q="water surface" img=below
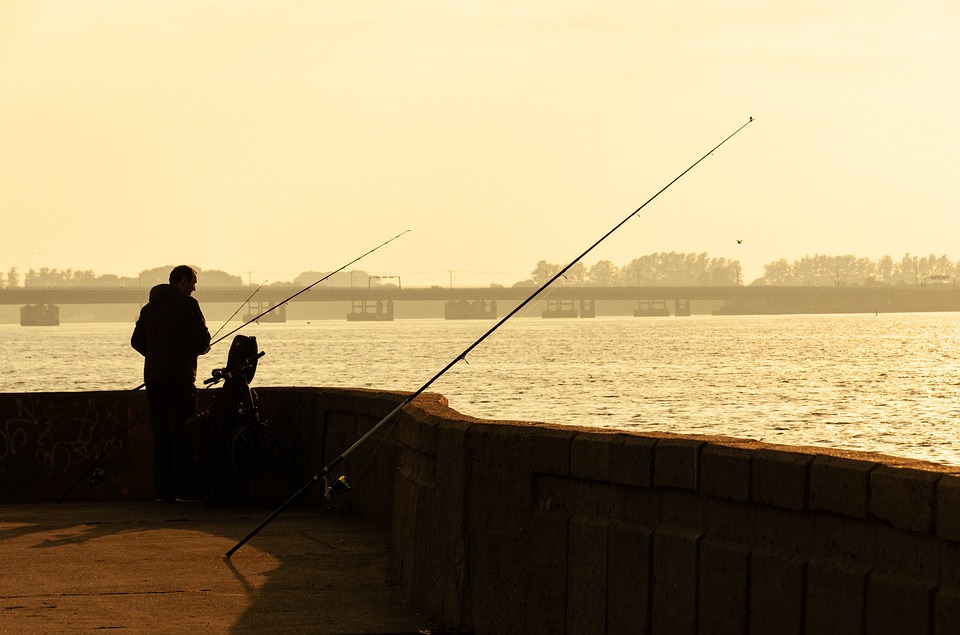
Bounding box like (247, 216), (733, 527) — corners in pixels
(3, 313), (959, 464)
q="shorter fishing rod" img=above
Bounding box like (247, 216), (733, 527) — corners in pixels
(128, 230), (410, 392)
(62, 231), (411, 503)
(126, 282), (263, 394)
(211, 229), (411, 347)
(225, 117), (755, 558)
(210, 281), (266, 342)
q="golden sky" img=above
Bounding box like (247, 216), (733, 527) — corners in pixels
(2, 1), (958, 285)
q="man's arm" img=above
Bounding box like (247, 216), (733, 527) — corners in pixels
(187, 297), (212, 355)
(131, 310), (149, 356)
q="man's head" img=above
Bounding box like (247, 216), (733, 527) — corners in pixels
(169, 265), (198, 296)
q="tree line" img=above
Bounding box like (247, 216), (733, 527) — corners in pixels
(523, 253), (959, 287)
(521, 253), (741, 287)
(0, 266), (244, 289)
(2, 253), (958, 289)
(0, 266), (386, 289)
(756, 254), (957, 287)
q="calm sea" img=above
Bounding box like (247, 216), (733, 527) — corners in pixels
(3, 313), (960, 465)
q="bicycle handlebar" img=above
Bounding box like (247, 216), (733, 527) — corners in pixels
(204, 351), (265, 385)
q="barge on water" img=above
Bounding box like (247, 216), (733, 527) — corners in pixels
(20, 303), (60, 326)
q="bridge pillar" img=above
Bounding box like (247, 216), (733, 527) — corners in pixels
(542, 299), (578, 318)
(20, 304), (59, 326)
(243, 300), (286, 323)
(675, 298), (691, 317)
(579, 299), (596, 318)
(347, 300), (394, 321)
(445, 300), (497, 320)
(633, 299), (670, 317)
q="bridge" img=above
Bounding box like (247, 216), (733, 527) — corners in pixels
(4, 284), (960, 322)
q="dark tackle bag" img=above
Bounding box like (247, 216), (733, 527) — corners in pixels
(224, 334), (259, 383)
(198, 335), (259, 505)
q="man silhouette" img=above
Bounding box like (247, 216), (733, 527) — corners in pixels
(132, 265), (211, 502)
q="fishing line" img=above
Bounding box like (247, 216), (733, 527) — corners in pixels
(211, 229), (411, 347)
(403, 231), (529, 285)
(225, 117), (755, 558)
(407, 230), (488, 274)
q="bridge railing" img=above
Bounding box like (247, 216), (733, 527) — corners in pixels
(1, 284), (958, 308)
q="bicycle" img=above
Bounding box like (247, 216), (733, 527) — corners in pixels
(199, 335), (295, 508)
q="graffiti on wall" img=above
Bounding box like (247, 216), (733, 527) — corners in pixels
(0, 394), (138, 477)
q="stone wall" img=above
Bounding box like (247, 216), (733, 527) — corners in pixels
(0, 387), (406, 509)
(3, 388), (960, 633)
(391, 406), (960, 634)
(0, 390), (154, 502)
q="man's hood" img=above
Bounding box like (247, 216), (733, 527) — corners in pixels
(148, 283), (181, 305)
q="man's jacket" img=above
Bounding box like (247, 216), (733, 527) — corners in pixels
(131, 284), (211, 383)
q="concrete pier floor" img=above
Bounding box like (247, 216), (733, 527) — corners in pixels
(0, 502), (439, 634)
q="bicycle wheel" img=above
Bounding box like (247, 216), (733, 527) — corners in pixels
(229, 422), (295, 508)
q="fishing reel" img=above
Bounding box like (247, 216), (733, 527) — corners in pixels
(88, 467), (106, 487)
(322, 475), (351, 507)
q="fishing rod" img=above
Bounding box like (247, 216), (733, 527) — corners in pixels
(211, 229), (411, 347)
(59, 231), (410, 504)
(127, 229), (411, 393)
(225, 117), (755, 558)
(210, 281), (266, 342)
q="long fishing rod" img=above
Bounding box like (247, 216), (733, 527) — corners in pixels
(225, 117), (755, 558)
(211, 229), (411, 347)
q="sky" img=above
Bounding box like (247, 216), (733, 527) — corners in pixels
(1, 1), (958, 287)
